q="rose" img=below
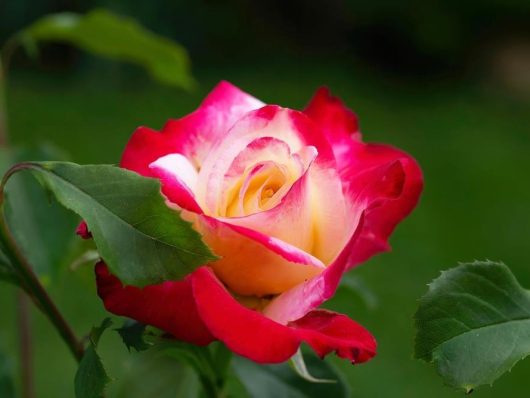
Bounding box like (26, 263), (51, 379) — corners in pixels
(88, 82), (423, 364)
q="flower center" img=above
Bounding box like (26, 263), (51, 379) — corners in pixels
(223, 161), (291, 217)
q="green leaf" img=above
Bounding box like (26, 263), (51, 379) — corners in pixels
(1, 146), (79, 285)
(75, 345), (110, 398)
(233, 352), (349, 398)
(0, 349), (15, 398)
(75, 319), (113, 398)
(21, 9), (194, 90)
(414, 261), (530, 392)
(90, 318), (113, 346)
(210, 342), (233, 382)
(116, 320), (150, 352)
(3, 162), (217, 287)
(116, 349), (200, 398)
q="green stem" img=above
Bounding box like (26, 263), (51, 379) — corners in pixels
(0, 165), (84, 363)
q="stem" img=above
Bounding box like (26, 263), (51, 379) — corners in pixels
(17, 292), (35, 398)
(0, 167), (84, 362)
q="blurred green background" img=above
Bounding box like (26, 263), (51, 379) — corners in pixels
(1, 0), (530, 397)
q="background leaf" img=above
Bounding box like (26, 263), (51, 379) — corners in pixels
(115, 349), (200, 398)
(0, 348), (15, 398)
(1, 146), (79, 285)
(414, 261), (530, 392)
(116, 320), (150, 352)
(233, 352), (349, 398)
(20, 9), (194, 90)
(5, 161), (216, 287)
(74, 319), (112, 398)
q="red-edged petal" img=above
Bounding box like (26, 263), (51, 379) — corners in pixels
(291, 309), (376, 363)
(95, 262), (214, 345)
(304, 87), (361, 171)
(191, 267), (375, 364)
(196, 215), (324, 297)
(121, 82), (263, 176)
(342, 143), (423, 267)
(264, 160), (408, 324)
(149, 154), (203, 214)
(120, 126), (175, 177)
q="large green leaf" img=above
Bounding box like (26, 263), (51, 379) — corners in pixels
(3, 162), (216, 287)
(20, 9), (194, 90)
(75, 319), (112, 398)
(414, 261), (530, 392)
(233, 353), (349, 398)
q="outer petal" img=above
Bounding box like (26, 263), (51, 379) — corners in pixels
(304, 87), (361, 172)
(342, 143), (423, 267)
(264, 161), (407, 324)
(95, 262), (214, 345)
(290, 309), (376, 363)
(121, 81), (264, 176)
(191, 267), (376, 364)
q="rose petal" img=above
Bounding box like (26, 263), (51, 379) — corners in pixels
(191, 266), (375, 364)
(95, 262), (214, 345)
(219, 149), (316, 256)
(121, 81), (264, 176)
(264, 160), (408, 324)
(76, 221), (92, 239)
(290, 309), (376, 363)
(197, 105), (336, 216)
(196, 215), (324, 297)
(341, 143), (423, 267)
(149, 154), (203, 213)
(304, 87), (361, 172)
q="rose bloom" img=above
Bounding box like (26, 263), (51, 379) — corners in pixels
(88, 82), (422, 364)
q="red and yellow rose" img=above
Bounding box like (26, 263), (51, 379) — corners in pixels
(85, 82), (422, 364)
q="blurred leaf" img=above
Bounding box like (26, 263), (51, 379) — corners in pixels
(154, 339), (228, 396)
(20, 9), (194, 90)
(75, 318), (112, 398)
(116, 320), (150, 352)
(116, 348), (200, 398)
(0, 349), (15, 398)
(3, 162), (217, 287)
(0, 242), (19, 288)
(339, 274), (378, 310)
(1, 146), (79, 284)
(414, 261), (530, 392)
(290, 349), (335, 384)
(233, 352), (349, 398)
(210, 342), (233, 382)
